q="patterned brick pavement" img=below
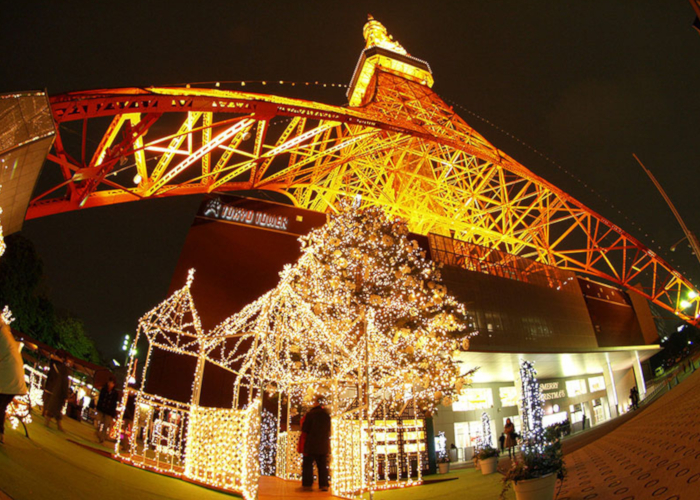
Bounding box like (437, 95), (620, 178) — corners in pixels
(558, 369), (700, 500)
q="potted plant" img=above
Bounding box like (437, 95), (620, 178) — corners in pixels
(501, 439), (566, 500)
(477, 445), (500, 475)
(437, 455), (450, 474)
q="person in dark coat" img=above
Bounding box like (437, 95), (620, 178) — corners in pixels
(504, 418), (516, 458)
(95, 377), (120, 443)
(630, 386), (640, 410)
(43, 352), (71, 431)
(499, 432), (506, 454)
(301, 395), (331, 491)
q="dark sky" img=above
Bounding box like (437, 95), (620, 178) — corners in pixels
(2, 2), (700, 361)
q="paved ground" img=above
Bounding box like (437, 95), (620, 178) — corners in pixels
(2, 364), (699, 499)
(0, 414), (508, 499)
(558, 368), (700, 500)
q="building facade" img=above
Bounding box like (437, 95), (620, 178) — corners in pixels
(161, 194), (660, 458)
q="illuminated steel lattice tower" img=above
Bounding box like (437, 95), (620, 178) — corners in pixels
(28, 17), (700, 323)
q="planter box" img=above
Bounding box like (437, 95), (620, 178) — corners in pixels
(480, 457), (498, 475)
(513, 473), (557, 500)
(438, 462), (450, 474)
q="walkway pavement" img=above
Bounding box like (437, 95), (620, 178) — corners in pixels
(2, 368), (700, 499)
(558, 369), (700, 500)
(0, 413), (507, 499)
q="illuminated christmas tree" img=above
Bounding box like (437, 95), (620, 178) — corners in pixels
(519, 360), (545, 454)
(481, 412), (493, 448)
(279, 201), (477, 413)
(213, 201), (477, 414)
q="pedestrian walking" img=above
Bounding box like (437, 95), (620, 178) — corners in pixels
(504, 418), (516, 459)
(630, 386), (639, 410)
(0, 315), (28, 444)
(95, 377), (120, 443)
(44, 352), (71, 431)
(499, 432), (506, 454)
(300, 395), (331, 492)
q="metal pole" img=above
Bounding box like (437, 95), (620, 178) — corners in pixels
(634, 154), (700, 267)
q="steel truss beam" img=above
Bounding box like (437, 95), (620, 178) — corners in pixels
(28, 77), (700, 325)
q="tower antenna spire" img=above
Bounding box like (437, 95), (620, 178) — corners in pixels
(634, 153), (700, 269)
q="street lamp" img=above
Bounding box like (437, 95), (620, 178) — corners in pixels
(122, 334), (137, 366)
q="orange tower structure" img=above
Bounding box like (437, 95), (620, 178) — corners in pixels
(26, 17), (700, 324)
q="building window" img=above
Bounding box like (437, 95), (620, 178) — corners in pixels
(588, 376), (605, 393)
(566, 379), (588, 398)
(592, 398), (606, 424)
(569, 403), (585, 424)
(543, 411), (568, 428)
(454, 420), (493, 449)
(452, 388), (493, 411)
(499, 387), (518, 407)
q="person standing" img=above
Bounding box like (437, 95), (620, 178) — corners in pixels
(504, 418), (516, 459)
(44, 352), (71, 431)
(0, 315), (28, 444)
(630, 387), (639, 410)
(499, 432), (506, 455)
(301, 395), (331, 491)
(95, 377), (120, 443)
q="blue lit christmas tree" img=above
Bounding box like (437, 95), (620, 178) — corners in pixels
(519, 359), (545, 454)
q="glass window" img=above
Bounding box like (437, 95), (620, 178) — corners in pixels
(499, 387), (518, 407)
(569, 403), (584, 423)
(452, 388), (493, 411)
(588, 376), (605, 393)
(566, 379), (587, 398)
(454, 421), (488, 449)
(543, 411), (568, 427)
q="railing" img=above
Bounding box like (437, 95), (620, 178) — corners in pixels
(116, 391), (261, 500)
(330, 414), (425, 499)
(276, 431), (302, 480)
(118, 391), (191, 474)
(429, 233), (578, 293)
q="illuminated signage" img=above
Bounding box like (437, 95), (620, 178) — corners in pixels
(202, 197), (289, 231)
(540, 382), (558, 391)
(542, 390), (566, 401)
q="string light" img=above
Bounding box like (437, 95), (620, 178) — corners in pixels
(114, 203), (477, 499)
(0, 206), (5, 257)
(259, 408), (277, 476)
(519, 360), (545, 454)
(481, 412), (493, 449)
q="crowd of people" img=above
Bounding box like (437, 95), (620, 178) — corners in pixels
(0, 313), (130, 447)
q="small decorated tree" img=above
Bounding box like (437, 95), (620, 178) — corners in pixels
(519, 360), (545, 454)
(481, 411), (493, 448)
(501, 360), (565, 498)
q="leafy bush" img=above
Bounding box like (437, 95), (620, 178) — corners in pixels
(543, 419), (571, 442)
(477, 445), (499, 460)
(500, 439), (566, 499)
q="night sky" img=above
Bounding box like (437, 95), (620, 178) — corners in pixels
(2, 2), (700, 362)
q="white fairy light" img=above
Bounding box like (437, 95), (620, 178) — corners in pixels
(519, 360), (545, 454)
(113, 203), (478, 498)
